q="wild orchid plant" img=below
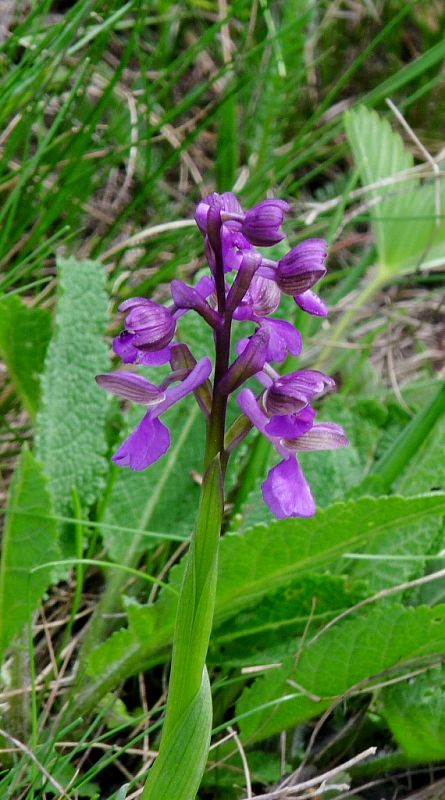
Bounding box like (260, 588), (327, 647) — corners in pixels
(96, 193), (348, 799)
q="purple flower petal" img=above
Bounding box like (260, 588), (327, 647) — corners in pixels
(153, 357), (213, 417)
(264, 369), (335, 415)
(222, 228), (254, 272)
(294, 289), (328, 317)
(265, 405), (316, 438)
(234, 275), (280, 320)
(113, 332), (171, 366)
(218, 328), (269, 395)
(95, 372), (164, 405)
(261, 318), (303, 363)
(113, 414), (171, 471)
(226, 251), (262, 312)
(171, 280), (222, 328)
(237, 387), (270, 436)
(262, 457), (315, 518)
(242, 199), (290, 247)
(285, 422), (349, 451)
(124, 300), (176, 350)
(195, 192), (243, 234)
(276, 240), (327, 296)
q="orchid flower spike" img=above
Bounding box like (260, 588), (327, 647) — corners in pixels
(97, 190), (347, 517)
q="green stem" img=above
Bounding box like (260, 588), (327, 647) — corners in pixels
(142, 213), (231, 800)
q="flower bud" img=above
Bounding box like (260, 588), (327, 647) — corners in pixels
(245, 275), (281, 317)
(120, 298), (176, 351)
(218, 327), (270, 395)
(276, 239), (327, 296)
(195, 192), (243, 234)
(241, 199), (290, 246)
(264, 370), (335, 416)
(294, 289), (328, 317)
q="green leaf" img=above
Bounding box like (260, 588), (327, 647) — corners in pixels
(349, 516), (445, 592)
(237, 604), (445, 743)
(102, 399), (205, 562)
(36, 257), (110, 513)
(81, 494), (445, 713)
(0, 447), (59, 659)
(381, 665), (445, 761)
(344, 105), (445, 277)
(396, 415), (445, 496)
(0, 295), (51, 418)
(211, 573), (368, 659)
(141, 668), (212, 800)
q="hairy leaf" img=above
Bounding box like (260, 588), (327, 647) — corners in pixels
(0, 447), (59, 659)
(345, 105), (445, 276)
(0, 295), (51, 418)
(237, 604), (445, 743)
(82, 494), (445, 713)
(36, 257), (109, 513)
(381, 665), (445, 760)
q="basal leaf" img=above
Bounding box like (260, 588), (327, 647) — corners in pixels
(0, 295), (51, 418)
(36, 257), (109, 513)
(344, 105), (445, 276)
(237, 604), (445, 743)
(82, 494), (445, 713)
(381, 665), (445, 761)
(0, 447), (59, 659)
(349, 516), (444, 592)
(211, 573), (368, 660)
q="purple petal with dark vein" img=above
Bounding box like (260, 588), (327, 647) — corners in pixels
(96, 372), (164, 405)
(261, 318), (302, 363)
(138, 347), (172, 366)
(118, 296), (152, 313)
(153, 357), (213, 418)
(294, 289), (328, 317)
(262, 457), (315, 518)
(265, 405), (316, 438)
(113, 414), (170, 470)
(286, 422), (349, 451)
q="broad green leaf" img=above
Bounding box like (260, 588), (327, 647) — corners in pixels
(237, 604), (445, 743)
(0, 295), (51, 418)
(349, 516), (444, 592)
(36, 257), (109, 513)
(102, 399), (205, 562)
(82, 494), (445, 712)
(211, 573), (368, 660)
(344, 106), (445, 276)
(0, 447), (59, 659)
(381, 665), (445, 761)
(141, 669), (212, 800)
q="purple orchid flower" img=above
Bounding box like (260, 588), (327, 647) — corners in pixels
(96, 358), (212, 470)
(238, 387), (348, 518)
(98, 189), (346, 520)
